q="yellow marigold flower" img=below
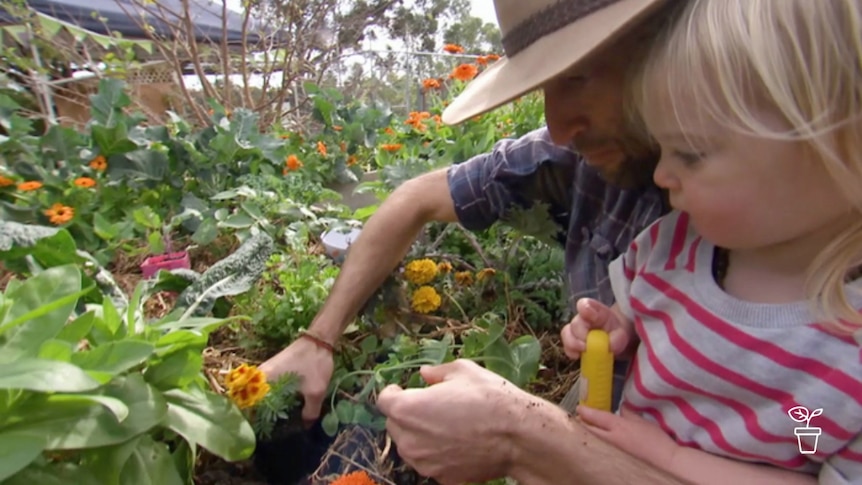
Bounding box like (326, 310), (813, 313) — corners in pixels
(317, 141), (327, 157)
(74, 177), (96, 188)
(454, 271), (473, 286)
(228, 380), (270, 409)
(450, 63), (479, 82)
(477, 268), (496, 281)
(437, 261), (452, 273)
(0, 175), (14, 187)
(443, 43), (464, 54)
(330, 470), (380, 485)
(89, 155), (107, 171)
(404, 258), (438, 285)
(411, 285), (441, 314)
(18, 181), (43, 191)
(285, 154), (303, 171)
(43, 203), (74, 225)
(225, 363), (270, 409)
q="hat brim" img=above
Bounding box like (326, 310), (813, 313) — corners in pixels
(441, 0), (667, 125)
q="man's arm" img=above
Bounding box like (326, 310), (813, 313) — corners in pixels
(309, 168), (457, 342)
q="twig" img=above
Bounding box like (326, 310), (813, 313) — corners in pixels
(456, 225), (493, 268)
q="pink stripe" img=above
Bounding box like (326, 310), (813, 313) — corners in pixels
(644, 272), (862, 408)
(636, 278), (856, 440)
(664, 213), (690, 271)
(627, 355), (807, 468)
(623, 401), (702, 449)
(684, 237), (701, 273)
(631, 297), (791, 444)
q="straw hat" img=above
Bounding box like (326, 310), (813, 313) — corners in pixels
(441, 0), (668, 125)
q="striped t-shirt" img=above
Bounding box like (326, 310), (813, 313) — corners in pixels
(609, 210), (862, 482)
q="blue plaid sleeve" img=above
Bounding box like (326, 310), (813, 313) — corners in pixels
(446, 127), (582, 241)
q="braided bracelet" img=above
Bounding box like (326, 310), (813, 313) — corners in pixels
(298, 329), (335, 353)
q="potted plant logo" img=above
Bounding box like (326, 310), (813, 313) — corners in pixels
(787, 405), (823, 455)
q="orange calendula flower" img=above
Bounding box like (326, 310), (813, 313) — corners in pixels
(285, 154), (303, 171)
(476, 55), (489, 66)
(443, 43), (464, 54)
(18, 181), (43, 191)
(384, 127), (395, 135)
(422, 78), (441, 90)
(486, 54), (501, 61)
(74, 177), (96, 188)
(347, 155), (358, 166)
(380, 143), (403, 152)
(43, 203), (74, 225)
(0, 176), (14, 187)
(89, 155), (107, 171)
(330, 470), (380, 485)
(450, 63), (479, 82)
(332, 125), (343, 131)
(317, 141), (327, 157)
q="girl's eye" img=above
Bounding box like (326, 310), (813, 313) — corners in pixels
(673, 150), (706, 165)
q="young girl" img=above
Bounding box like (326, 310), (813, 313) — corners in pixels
(561, 0), (862, 483)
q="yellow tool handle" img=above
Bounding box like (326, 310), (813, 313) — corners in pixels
(579, 329), (614, 412)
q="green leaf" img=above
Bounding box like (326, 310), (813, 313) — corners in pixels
(50, 394), (130, 423)
(0, 358), (99, 392)
(119, 435), (184, 485)
(0, 222), (80, 270)
(56, 311), (96, 343)
(219, 213), (255, 229)
(92, 124), (138, 156)
(321, 411), (339, 436)
(1, 265), (92, 357)
(2, 374), (167, 450)
(38, 339), (74, 362)
(71, 340), (155, 382)
(162, 387), (255, 461)
(191, 218), (218, 245)
(509, 336), (542, 388)
(0, 430), (45, 481)
(143, 349), (203, 390)
(90, 78), (131, 126)
(84, 435), (142, 485)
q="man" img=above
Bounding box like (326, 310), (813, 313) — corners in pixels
(260, 0), (818, 483)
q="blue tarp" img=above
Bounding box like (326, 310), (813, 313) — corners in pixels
(0, 0), (268, 44)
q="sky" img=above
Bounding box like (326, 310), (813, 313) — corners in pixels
(469, 0), (498, 25)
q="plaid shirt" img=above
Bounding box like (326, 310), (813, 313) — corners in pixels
(447, 127), (667, 313)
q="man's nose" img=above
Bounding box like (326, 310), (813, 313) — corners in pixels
(548, 120), (588, 146)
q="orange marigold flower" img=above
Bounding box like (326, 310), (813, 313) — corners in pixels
(384, 127), (395, 135)
(422, 78), (441, 90)
(89, 155), (107, 171)
(317, 141), (327, 157)
(18, 181), (43, 191)
(476, 55), (489, 66)
(347, 155), (358, 166)
(450, 63), (479, 82)
(380, 143), (402, 152)
(454, 271), (473, 286)
(333, 125), (343, 131)
(330, 470), (380, 485)
(43, 203), (74, 225)
(477, 268), (496, 281)
(0, 175), (14, 187)
(486, 54), (501, 61)
(285, 154), (303, 171)
(443, 43), (464, 54)
(74, 177), (96, 188)
(437, 261), (452, 273)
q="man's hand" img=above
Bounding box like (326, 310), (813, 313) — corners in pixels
(258, 337), (334, 421)
(376, 360), (521, 485)
(561, 298), (635, 360)
(577, 405), (679, 470)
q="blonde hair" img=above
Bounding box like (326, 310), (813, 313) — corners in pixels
(633, 0), (862, 332)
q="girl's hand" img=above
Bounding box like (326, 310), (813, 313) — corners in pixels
(560, 298), (635, 360)
(577, 405), (680, 470)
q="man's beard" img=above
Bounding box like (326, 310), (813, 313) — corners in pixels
(601, 151), (660, 189)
